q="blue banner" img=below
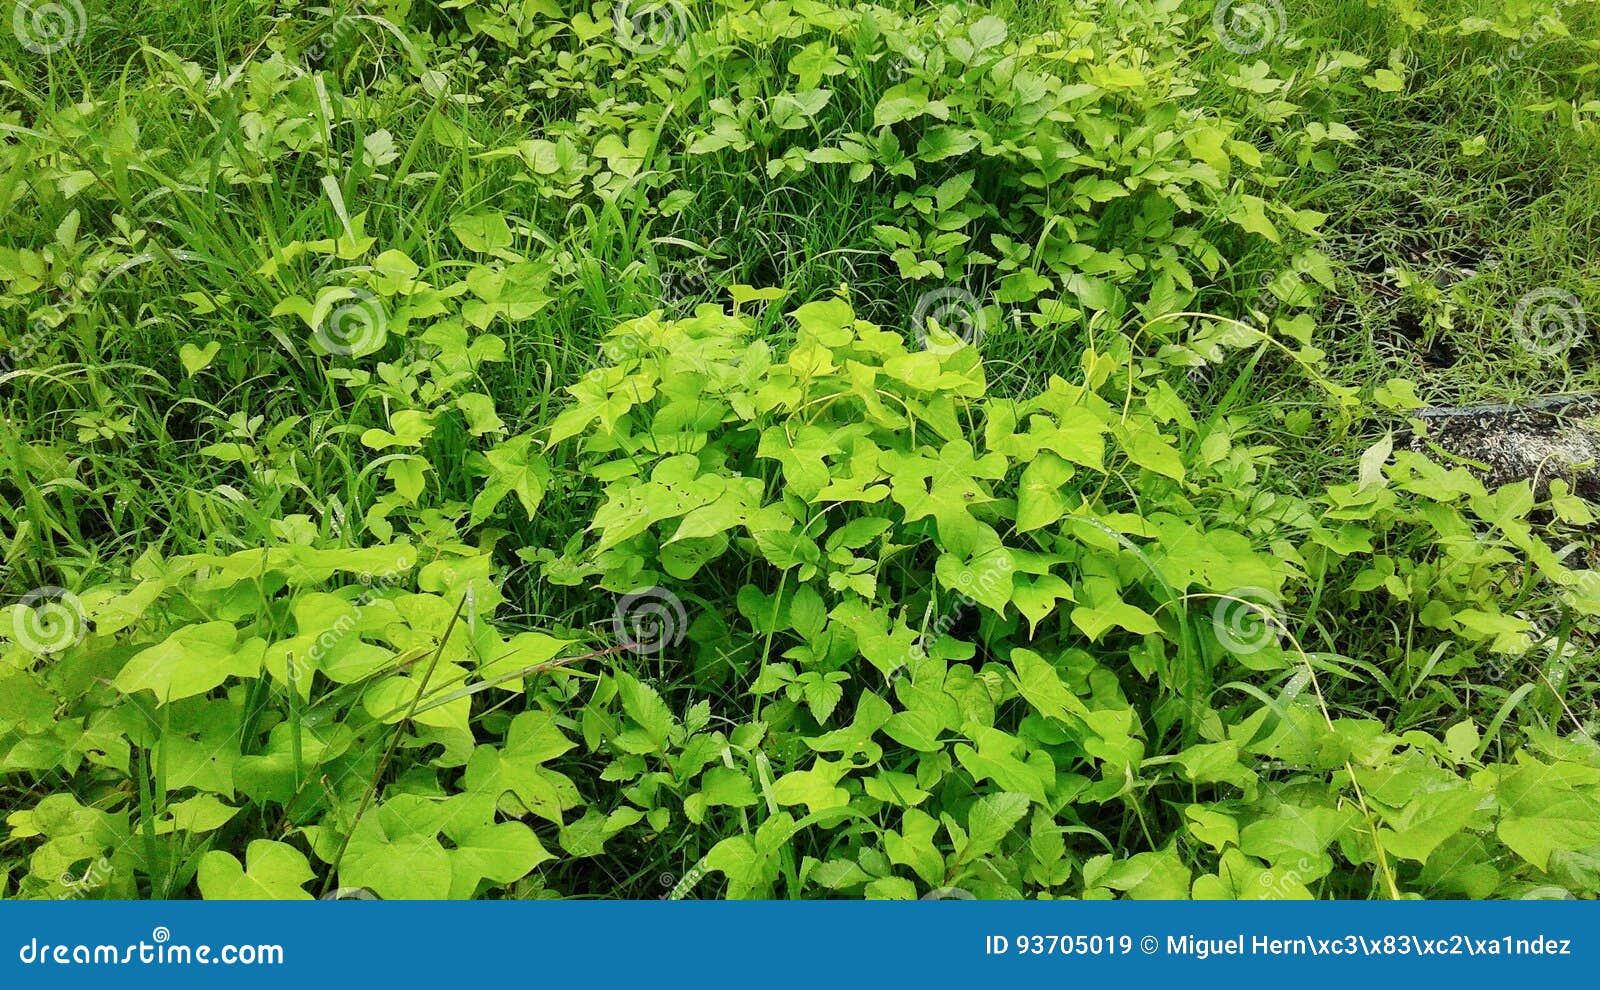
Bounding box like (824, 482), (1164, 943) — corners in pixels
(3, 901), (1596, 987)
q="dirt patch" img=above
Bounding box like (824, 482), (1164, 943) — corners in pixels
(1405, 393), (1600, 499)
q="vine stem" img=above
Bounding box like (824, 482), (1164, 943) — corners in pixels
(319, 591), (466, 897)
(1181, 590), (1403, 899)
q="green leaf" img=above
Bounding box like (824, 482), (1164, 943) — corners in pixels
(361, 409), (434, 451)
(802, 677), (844, 723)
(873, 83), (948, 128)
(1192, 848), (1309, 900)
(864, 875), (919, 899)
(1070, 600), (1160, 641)
(156, 794), (240, 835)
(771, 89), (832, 129)
(451, 211), (515, 254)
(1363, 68), (1405, 93)
(178, 341), (221, 377)
(1358, 432), (1393, 490)
(1084, 847), (1192, 899)
(114, 623), (265, 702)
(197, 841), (314, 900)
(1008, 648), (1090, 724)
(471, 436), (550, 525)
(1016, 452), (1074, 532)
(705, 834), (764, 896)
(616, 673), (677, 751)
(1231, 194), (1280, 244)
(966, 15), (1008, 53)
(1379, 787), (1479, 863)
(464, 712), (579, 823)
(1238, 805), (1356, 880)
(343, 829), (453, 900)
(476, 632), (575, 683)
(1496, 759), (1600, 870)
(1011, 574), (1074, 635)
(1038, 406), (1107, 470)
(962, 792), (1031, 862)
(693, 767), (760, 816)
(447, 821), (552, 894)
(886, 809), (945, 885)
(456, 393), (506, 437)
(1173, 740), (1256, 792)
(770, 764), (849, 814)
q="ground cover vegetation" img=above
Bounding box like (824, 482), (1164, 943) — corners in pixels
(1, 0), (1598, 900)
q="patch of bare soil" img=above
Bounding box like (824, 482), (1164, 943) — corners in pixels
(1405, 393), (1600, 500)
